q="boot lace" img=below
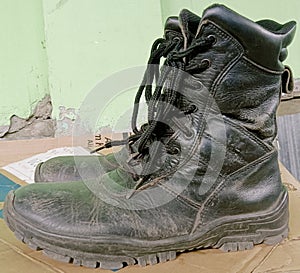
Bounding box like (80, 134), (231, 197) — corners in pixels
(90, 36), (182, 153)
(92, 35), (216, 193)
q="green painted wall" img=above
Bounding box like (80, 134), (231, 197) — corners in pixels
(0, 0), (299, 133)
(0, 0), (49, 128)
(42, 0), (163, 125)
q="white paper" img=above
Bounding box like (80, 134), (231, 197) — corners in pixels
(3, 146), (91, 184)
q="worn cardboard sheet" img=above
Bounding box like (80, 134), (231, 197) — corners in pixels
(0, 138), (299, 273)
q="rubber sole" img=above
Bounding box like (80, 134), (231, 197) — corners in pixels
(3, 190), (289, 270)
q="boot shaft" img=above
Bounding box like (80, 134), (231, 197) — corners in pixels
(185, 4), (296, 145)
(159, 4), (296, 224)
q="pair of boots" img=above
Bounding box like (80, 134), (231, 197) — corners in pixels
(4, 4), (296, 270)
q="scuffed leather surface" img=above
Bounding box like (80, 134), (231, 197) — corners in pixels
(214, 58), (281, 144)
(200, 150), (284, 225)
(175, 116), (272, 205)
(13, 180), (197, 239)
(35, 151), (120, 182)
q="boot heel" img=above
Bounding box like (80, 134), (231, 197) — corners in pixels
(215, 191), (289, 252)
(218, 226), (288, 252)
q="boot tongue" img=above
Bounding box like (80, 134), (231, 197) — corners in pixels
(179, 9), (201, 49)
(128, 11), (201, 163)
(164, 16), (181, 33)
(160, 11), (201, 112)
(197, 4), (296, 71)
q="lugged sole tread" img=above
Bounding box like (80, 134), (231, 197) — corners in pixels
(8, 226), (288, 269)
(3, 190), (289, 270)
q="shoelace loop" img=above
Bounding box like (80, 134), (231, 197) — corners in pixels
(91, 35), (215, 193)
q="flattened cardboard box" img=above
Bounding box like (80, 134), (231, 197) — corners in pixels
(0, 138), (300, 272)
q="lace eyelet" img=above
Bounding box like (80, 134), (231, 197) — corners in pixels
(166, 145), (181, 155)
(172, 36), (181, 43)
(184, 129), (195, 140)
(141, 123), (149, 132)
(201, 59), (211, 68)
(166, 156), (180, 169)
(190, 104), (198, 113)
(207, 34), (217, 45)
(172, 147), (181, 155)
(170, 157), (179, 165)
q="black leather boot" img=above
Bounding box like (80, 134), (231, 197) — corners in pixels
(34, 13), (201, 183)
(4, 4), (296, 270)
(34, 12), (291, 184)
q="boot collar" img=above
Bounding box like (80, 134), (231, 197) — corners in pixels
(197, 4), (296, 72)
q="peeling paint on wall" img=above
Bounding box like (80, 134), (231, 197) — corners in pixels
(0, 95), (56, 140)
(55, 106), (77, 136)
